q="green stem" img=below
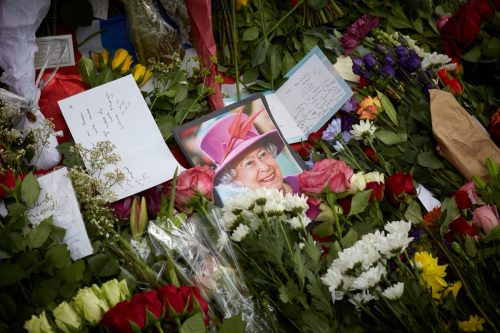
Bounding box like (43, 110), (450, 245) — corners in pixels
(231, 0), (240, 100)
(265, 0), (305, 39)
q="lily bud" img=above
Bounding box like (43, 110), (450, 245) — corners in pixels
(130, 196), (148, 238)
(111, 48), (133, 74)
(131, 64), (153, 87)
(91, 49), (109, 70)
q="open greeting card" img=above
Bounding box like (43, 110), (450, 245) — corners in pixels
(59, 75), (183, 201)
(226, 46), (353, 143)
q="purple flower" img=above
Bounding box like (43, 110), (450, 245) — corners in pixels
(305, 153), (315, 170)
(340, 96), (359, 113)
(363, 54), (377, 68)
(322, 118), (342, 141)
(144, 187), (161, 218)
(340, 15), (379, 55)
(352, 65), (371, 79)
(380, 64), (395, 77)
(110, 197), (133, 220)
(352, 57), (363, 67)
(383, 55), (396, 65)
(341, 114), (357, 132)
(376, 44), (388, 54)
(395, 45), (409, 58)
(404, 51), (421, 71)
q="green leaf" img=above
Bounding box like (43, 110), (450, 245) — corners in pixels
(218, 313), (246, 333)
(57, 142), (84, 168)
(180, 312), (205, 333)
(281, 50), (296, 76)
(413, 18), (424, 34)
(251, 40), (270, 67)
(61, 260), (85, 283)
(348, 190), (372, 216)
(0, 249), (11, 259)
(312, 221), (335, 237)
(242, 68), (259, 84)
(87, 253), (120, 277)
(464, 235), (477, 257)
(417, 152), (445, 169)
(376, 90), (398, 126)
(77, 57), (97, 87)
(462, 45), (482, 62)
(156, 114), (176, 140)
(404, 200), (422, 224)
(341, 228), (359, 248)
(45, 244), (71, 269)
(27, 218), (52, 249)
(9, 232), (25, 253)
(21, 173), (40, 206)
(7, 202), (27, 217)
(95, 66), (114, 86)
(0, 264), (25, 286)
(483, 37), (500, 59)
(292, 246), (306, 287)
(268, 44), (283, 81)
(32, 278), (60, 306)
(375, 130), (407, 145)
(241, 26), (259, 41)
(174, 83), (188, 103)
(303, 35), (319, 53)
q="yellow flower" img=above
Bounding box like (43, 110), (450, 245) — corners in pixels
(111, 48), (133, 74)
(236, 0), (249, 10)
(356, 96), (381, 120)
(131, 64), (152, 87)
(414, 251), (448, 299)
(91, 49), (109, 70)
(444, 280), (462, 298)
(459, 315), (486, 332)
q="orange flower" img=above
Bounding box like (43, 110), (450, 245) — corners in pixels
(423, 206), (441, 227)
(356, 96), (381, 120)
(236, 0), (250, 10)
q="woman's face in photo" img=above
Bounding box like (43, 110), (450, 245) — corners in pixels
(233, 145), (284, 190)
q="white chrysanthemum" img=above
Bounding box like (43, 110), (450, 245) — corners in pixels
(421, 52), (453, 70)
(364, 171), (384, 184)
(349, 172), (367, 193)
(283, 193), (309, 212)
(357, 241), (383, 269)
(298, 242), (305, 250)
(241, 210), (261, 230)
(382, 232), (414, 256)
(264, 200), (285, 215)
(381, 282), (404, 300)
(287, 216), (304, 230)
(333, 244), (365, 274)
(349, 290), (378, 310)
(350, 120), (377, 144)
(350, 263), (386, 290)
(322, 267), (343, 292)
(385, 220), (412, 235)
(222, 211), (237, 229)
(230, 224), (251, 242)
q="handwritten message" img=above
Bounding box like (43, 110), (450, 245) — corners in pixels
(27, 168), (93, 260)
(59, 75), (183, 200)
(276, 50), (352, 139)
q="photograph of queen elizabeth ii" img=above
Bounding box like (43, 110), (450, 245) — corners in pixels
(172, 95), (305, 206)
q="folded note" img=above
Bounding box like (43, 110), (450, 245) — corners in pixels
(27, 167), (93, 260)
(59, 75), (183, 200)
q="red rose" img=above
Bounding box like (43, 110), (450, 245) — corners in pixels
(444, 216), (477, 242)
(290, 142), (313, 159)
(338, 197), (351, 215)
(454, 190), (471, 209)
(101, 300), (146, 333)
(468, 0), (494, 19)
(365, 181), (384, 202)
(133, 290), (163, 320)
(299, 159), (353, 194)
(385, 172), (417, 206)
(363, 146), (378, 162)
(494, 0), (500, 9)
(158, 284), (186, 316)
(163, 165), (215, 210)
(0, 169), (16, 197)
(189, 287), (210, 325)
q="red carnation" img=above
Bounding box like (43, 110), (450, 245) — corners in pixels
(365, 181), (384, 202)
(101, 300), (146, 333)
(385, 172), (417, 206)
(0, 169), (16, 197)
(454, 190), (471, 209)
(444, 216), (477, 242)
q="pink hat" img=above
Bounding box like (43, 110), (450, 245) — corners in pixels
(199, 111), (284, 184)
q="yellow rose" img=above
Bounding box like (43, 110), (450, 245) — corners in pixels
(53, 302), (82, 333)
(356, 96), (381, 120)
(100, 279), (129, 307)
(236, 0), (249, 10)
(73, 286), (109, 325)
(111, 48), (133, 74)
(91, 49), (109, 70)
(131, 64), (153, 87)
(24, 311), (55, 333)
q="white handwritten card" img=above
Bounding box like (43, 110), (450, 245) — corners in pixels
(417, 184), (441, 212)
(275, 46), (353, 142)
(59, 75), (184, 200)
(27, 168), (93, 260)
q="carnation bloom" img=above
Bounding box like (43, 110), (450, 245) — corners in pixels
(414, 251), (448, 299)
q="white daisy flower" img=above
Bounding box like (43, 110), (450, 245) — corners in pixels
(349, 290), (378, 310)
(322, 267), (343, 292)
(384, 220), (412, 235)
(230, 224), (251, 242)
(284, 193), (309, 212)
(222, 211), (237, 229)
(350, 120), (377, 144)
(381, 282), (404, 300)
(421, 52), (453, 70)
(350, 263), (386, 290)
(382, 232), (414, 256)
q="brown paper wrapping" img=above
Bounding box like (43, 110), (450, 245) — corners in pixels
(430, 89), (500, 180)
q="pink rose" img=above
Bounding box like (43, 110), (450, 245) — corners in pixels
(473, 205), (500, 234)
(458, 181), (479, 205)
(436, 16), (450, 30)
(163, 165), (215, 209)
(299, 159), (353, 194)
